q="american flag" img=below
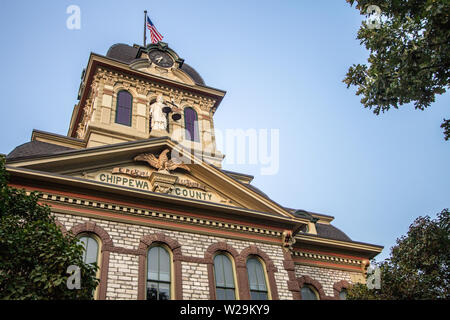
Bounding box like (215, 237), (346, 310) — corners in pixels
(146, 16), (164, 44)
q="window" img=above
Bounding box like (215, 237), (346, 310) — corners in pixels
(115, 90), (132, 126)
(78, 235), (99, 265)
(78, 234), (100, 299)
(339, 288), (348, 300)
(184, 107), (199, 142)
(301, 285), (319, 300)
(246, 257), (268, 300)
(147, 246), (171, 300)
(213, 254), (236, 300)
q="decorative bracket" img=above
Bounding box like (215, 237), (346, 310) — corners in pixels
(282, 230), (296, 252)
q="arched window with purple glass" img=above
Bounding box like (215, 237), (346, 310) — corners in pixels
(115, 90), (133, 126)
(184, 107), (199, 142)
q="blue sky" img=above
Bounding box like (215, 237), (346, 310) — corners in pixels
(0, 1), (448, 261)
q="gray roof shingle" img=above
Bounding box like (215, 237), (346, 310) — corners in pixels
(106, 43), (140, 64)
(315, 223), (352, 241)
(7, 141), (74, 160)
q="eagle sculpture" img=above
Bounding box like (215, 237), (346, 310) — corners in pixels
(134, 149), (190, 173)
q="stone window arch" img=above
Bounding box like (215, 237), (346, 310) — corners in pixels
(70, 222), (113, 300)
(137, 233), (182, 300)
(54, 219), (68, 236)
(238, 245), (279, 300)
(205, 242), (240, 300)
(333, 280), (351, 300)
(297, 275), (327, 300)
(246, 256), (270, 300)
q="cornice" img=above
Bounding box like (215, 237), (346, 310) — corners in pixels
(295, 233), (383, 258)
(293, 260), (364, 273)
(39, 190), (285, 243)
(31, 129), (86, 149)
(293, 250), (363, 267)
(6, 136), (174, 166)
(70, 53), (226, 138)
(92, 53), (226, 96)
(6, 166), (306, 228)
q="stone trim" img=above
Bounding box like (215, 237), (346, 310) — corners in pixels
(204, 242), (240, 300)
(54, 219), (68, 236)
(69, 222), (113, 300)
(293, 250), (362, 266)
(40, 192), (283, 239)
(333, 280), (350, 300)
(297, 275), (328, 300)
(96, 66), (219, 110)
(283, 251), (301, 300)
(238, 245), (279, 300)
(137, 233), (183, 300)
(103, 88), (114, 96)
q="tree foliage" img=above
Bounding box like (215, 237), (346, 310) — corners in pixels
(0, 156), (99, 299)
(344, 0), (450, 140)
(347, 208), (450, 299)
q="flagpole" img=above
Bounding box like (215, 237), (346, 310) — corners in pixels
(143, 10), (147, 47)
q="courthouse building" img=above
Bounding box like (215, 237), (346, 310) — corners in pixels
(5, 41), (382, 300)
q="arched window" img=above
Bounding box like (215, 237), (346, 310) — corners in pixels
(78, 234), (101, 299)
(339, 288), (348, 300)
(147, 245), (171, 300)
(213, 253), (236, 300)
(115, 90), (132, 126)
(301, 285), (319, 300)
(246, 257), (269, 300)
(78, 235), (99, 266)
(184, 107), (199, 142)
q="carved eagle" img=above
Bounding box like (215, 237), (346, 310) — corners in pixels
(134, 149), (190, 173)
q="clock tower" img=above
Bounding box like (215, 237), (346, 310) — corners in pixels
(67, 42), (226, 167)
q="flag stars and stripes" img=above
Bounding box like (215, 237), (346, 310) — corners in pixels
(147, 16), (164, 44)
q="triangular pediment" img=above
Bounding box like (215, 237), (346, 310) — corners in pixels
(6, 138), (298, 219)
(68, 161), (240, 207)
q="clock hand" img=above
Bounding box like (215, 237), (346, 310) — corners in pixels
(156, 56), (163, 63)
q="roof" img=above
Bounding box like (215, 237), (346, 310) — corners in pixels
(179, 63), (205, 86)
(106, 43), (139, 64)
(315, 223), (352, 242)
(7, 141), (74, 160)
(245, 183), (270, 199)
(105, 43), (205, 86)
(219, 169), (352, 242)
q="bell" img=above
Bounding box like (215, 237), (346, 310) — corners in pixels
(162, 106), (172, 113)
(172, 113), (181, 121)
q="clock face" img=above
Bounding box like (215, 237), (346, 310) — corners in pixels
(149, 50), (174, 68)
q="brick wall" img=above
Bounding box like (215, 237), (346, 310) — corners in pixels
(182, 262), (209, 299)
(54, 212), (292, 300)
(107, 252), (139, 299)
(55, 211), (360, 300)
